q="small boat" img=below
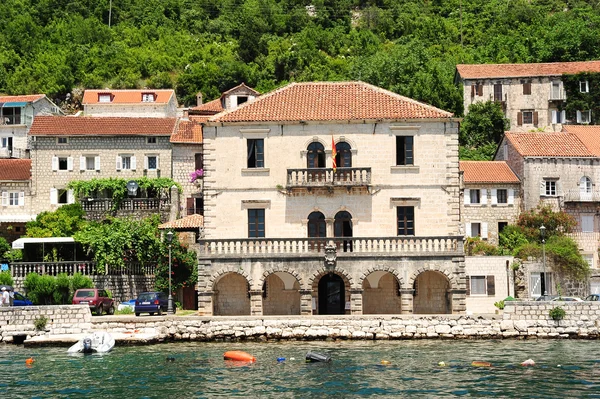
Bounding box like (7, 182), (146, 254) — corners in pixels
(223, 350), (256, 362)
(305, 351), (331, 363)
(68, 332), (115, 354)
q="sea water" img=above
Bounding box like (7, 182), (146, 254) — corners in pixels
(1, 340), (599, 398)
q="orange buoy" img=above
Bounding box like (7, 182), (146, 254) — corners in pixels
(25, 357), (35, 365)
(223, 351), (256, 363)
(471, 361), (491, 367)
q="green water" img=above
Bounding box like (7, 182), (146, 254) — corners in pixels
(1, 340), (599, 398)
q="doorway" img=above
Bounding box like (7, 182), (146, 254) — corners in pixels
(318, 273), (345, 315)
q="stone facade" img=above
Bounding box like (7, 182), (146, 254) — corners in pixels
(0, 180), (34, 238)
(172, 143), (203, 216)
(465, 256), (514, 313)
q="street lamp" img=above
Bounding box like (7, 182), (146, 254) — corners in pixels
(540, 224), (547, 296)
(166, 230), (174, 314)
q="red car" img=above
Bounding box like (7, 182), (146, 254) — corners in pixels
(72, 288), (115, 315)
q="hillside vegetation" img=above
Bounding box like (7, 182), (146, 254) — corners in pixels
(2, 0), (600, 114)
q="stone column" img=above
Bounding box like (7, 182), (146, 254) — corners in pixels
(299, 289), (313, 315)
(197, 291), (214, 316)
(450, 289), (466, 314)
(350, 288), (363, 315)
(400, 289), (414, 314)
(170, 185), (179, 221)
(249, 290), (263, 316)
(325, 218), (334, 238)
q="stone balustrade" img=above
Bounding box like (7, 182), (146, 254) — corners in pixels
(563, 189), (600, 202)
(10, 261), (156, 277)
(287, 167), (371, 188)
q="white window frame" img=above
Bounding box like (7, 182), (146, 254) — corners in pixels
(98, 94), (111, 103)
(80, 155), (100, 171)
(142, 93), (155, 102)
(470, 276), (487, 296)
(2, 191), (24, 207)
(53, 156), (73, 171)
(465, 222), (488, 239)
(551, 110), (566, 124)
(144, 155), (159, 171)
(116, 155), (136, 171)
(464, 189), (487, 205)
(580, 80), (589, 93)
(57, 137), (68, 145)
(577, 110), (591, 124)
(543, 180), (557, 196)
(51, 188), (74, 205)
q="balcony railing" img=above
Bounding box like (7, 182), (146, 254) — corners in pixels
(81, 198), (170, 212)
(549, 90), (566, 101)
(563, 190), (600, 202)
(199, 236), (462, 257)
(10, 261), (156, 277)
(287, 167), (371, 189)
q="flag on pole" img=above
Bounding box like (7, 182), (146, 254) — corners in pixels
(331, 136), (337, 172)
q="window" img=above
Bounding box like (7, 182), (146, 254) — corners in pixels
(396, 136), (414, 166)
(51, 188), (74, 205)
(523, 82), (531, 95)
(522, 111), (533, 124)
(518, 110), (538, 126)
(58, 157), (68, 170)
(98, 94), (112, 103)
(580, 81), (589, 93)
(530, 272), (552, 297)
(466, 222), (488, 239)
(57, 137), (68, 144)
(335, 142), (352, 168)
(2, 192), (24, 206)
(470, 222), (481, 237)
(577, 110), (591, 124)
(397, 206), (415, 236)
(471, 82), (483, 97)
(551, 110), (566, 124)
(0, 107), (22, 125)
(497, 189), (507, 204)
(86, 156), (95, 170)
(550, 81), (562, 99)
(142, 93), (155, 102)
(147, 137), (157, 144)
(237, 96), (248, 105)
(116, 155), (136, 171)
(493, 83), (503, 102)
(186, 197), (204, 216)
(498, 221), (508, 234)
(466, 189), (481, 204)
(581, 215), (594, 233)
(544, 180), (557, 196)
(247, 139), (264, 168)
(145, 155), (158, 170)
(470, 276), (487, 295)
(195, 153), (203, 170)
(8, 192), (19, 206)
(248, 209), (265, 238)
(307, 142), (325, 168)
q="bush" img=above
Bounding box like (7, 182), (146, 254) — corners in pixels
(464, 237), (503, 256)
(499, 225), (529, 254)
(546, 235), (590, 281)
(116, 307), (133, 315)
(24, 273), (57, 305)
(549, 306), (566, 321)
(54, 273), (71, 305)
(34, 315), (48, 331)
(494, 300), (505, 310)
(0, 270), (13, 286)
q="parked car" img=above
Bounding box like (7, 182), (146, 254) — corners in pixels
(134, 292), (174, 316)
(551, 296), (583, 302)
(117, 299), (136, 312)
(13, 292), (32, 306)
(72, 288), (115, 315)
(535, 294), (558, 301)
(584, 294), (600, 302)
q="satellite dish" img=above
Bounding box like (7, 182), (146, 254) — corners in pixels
(126, 180), (139, 196)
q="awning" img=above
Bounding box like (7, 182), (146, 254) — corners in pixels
(12, 237), (75, 249)
(0, 215), (36, 223)
(1, 102), (27, 107)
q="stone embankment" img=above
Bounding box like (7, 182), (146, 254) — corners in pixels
(1, 302), (599, 346)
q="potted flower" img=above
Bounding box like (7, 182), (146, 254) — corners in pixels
(189, 169), (204, 184)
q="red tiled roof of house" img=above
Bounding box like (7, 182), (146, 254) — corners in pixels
(0, 94), (45, 103)
(504, 132), (594, 157)
(82, 89), (176, 105)
(562, 125), (600, 157)
(221, 82), (260, 97)
(456, 61), (600, 79)
(210, 81), (453, 123)
(459, 161), (520, 183)
(158, 214), (204, 229)
(189, 98), (223, 114)
(171, 119), (203, 143)
(0, 159), (31, 180)
(29, 116), (177, 136)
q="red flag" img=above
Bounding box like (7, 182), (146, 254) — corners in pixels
(331, 136), (337, 172)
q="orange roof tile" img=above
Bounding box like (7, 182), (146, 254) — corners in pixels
(210, 81), (453, 123)
(0, 159), (31, 180)
(189, 98), (223, 114)
(562, 125), (600, 157)
(459, 161), (520, 184)
(171, 120), (203, 143)
(82, 90), (176, 105)
(0, 94), (45, 103)
(504, 132), (594, 157)
(158, 214), (204, 230)
(29, 116), (177, 136)
(456, 61), (600, 79)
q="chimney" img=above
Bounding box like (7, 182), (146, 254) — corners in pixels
(196, 92), (203, 106)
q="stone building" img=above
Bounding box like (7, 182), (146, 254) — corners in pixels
(171, 119), (203, 217)
(197, 81), (465, 316)
(82, 89), (178, 118)
(459, 161), (521, 245)
(186, 83), (259, 119)
(0, 159), (34, 241)
(0, 94), (62, 159)
(455, 61), (600, 132)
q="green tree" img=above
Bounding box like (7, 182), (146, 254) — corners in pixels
(154, 233), (198, 295)
(25, 204), (87, 238)
(459, 101), (509, 160)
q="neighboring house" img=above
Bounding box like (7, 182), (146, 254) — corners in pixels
(171, 119), (203, 217)
(186, 83), (259, 119)
(496, 130), (600, 296)
(0, 159), (34, 242)
(455, 61), (600, 132)
(82, 89), (178, 118)
(0, 94), (62, 159)
(29, 116), (177, 217)
(460, 161), (521, 245)
(197, 81), (464, 316)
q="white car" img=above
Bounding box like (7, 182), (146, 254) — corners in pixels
(117, 299), (136, 311)
(551, 296), (583, 302)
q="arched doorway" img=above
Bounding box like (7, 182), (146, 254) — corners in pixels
(318, 273), (345, 315)
(335, 142), (352, 168)
(308, 211), (326, 251)
(334, 211), (353, 252)
(412, 271), (451, 314)
(307, 142), (326, 168)
(362, 271), (402, 314)
(262, 272), (301, 315)
(213, 273), (250, 316)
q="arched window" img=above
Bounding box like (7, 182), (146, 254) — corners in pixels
(580, 176), (592, 201)
(307, 212), (326, 238)
(334, 211), (353, 252)
(335, 142), (352, 168)
(307, 142), (325, 168)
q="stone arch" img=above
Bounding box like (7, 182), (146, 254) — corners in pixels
(411, 269), (452, 314)
(309, 267), (354, 290)
(259, 267), (304, 290)
(407, 266), (457, 291)
(359, 266), (403, 289)
(208, 267), (253, 291)
(310, 268), (353, 315)
(261, 270), (302, 315)
(211, 270), (252, 316)
(361, 269), (403, 314)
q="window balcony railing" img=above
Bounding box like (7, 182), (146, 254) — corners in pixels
(549, 90), (566, 101)
(81, 198), (170, 212)
(563, 190), (600, 202)
(199, 236), (462, 257)
(287, 167), (371, 189)
(9, 261), (156, 277)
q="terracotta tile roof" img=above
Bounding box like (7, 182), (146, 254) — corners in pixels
(504, 132), (594, 157)
(171, 119), (203, 143)
(189, 98), (223, 114)
(456, 61), (600, 79)
(0, 159), (31, 180)
(221, 82), (260, 97)
(562, 125), (600, 156)
(459, 161), (520, 183)
(210, 81), (453, 123)
(188, 115), (211, 123)
(29, 116), (177, 136)
(158, 214), (204, 230)
(0, 94), (45, 103)
(82, 90), (176, 105)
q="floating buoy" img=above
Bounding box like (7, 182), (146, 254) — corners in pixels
(25, 357), (35, 365)
(438, 361), (446, 367)
(289, 357), (295, 361)
(166, 356), (176, 362)
(305, 351), (331, 363)
(277, 357), (286, 363)
(521, 359), (535, 367)
(223, 351), (256, 363)
(380, 360), (391, 365)
(471, 361), (492, 367)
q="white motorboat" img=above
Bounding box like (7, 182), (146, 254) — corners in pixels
(68, 332), (115, 353)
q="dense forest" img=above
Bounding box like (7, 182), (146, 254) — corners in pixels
(2, 0), (600, 114)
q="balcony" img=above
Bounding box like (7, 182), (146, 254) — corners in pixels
(199, 236), (462, 258)
(286, 167), (371, 190)
(549, 90), (566, 101)
(563, 190), (600, 202)
(81, 198), (170, 212)
(10, 261), (156, 277)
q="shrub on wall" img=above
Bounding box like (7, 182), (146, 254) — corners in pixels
(24, 272), (93, 305)
(0, 270), (13, 286)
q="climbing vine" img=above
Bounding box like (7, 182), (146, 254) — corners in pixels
(562, 72), (600, 125)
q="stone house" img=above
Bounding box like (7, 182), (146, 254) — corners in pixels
(82, 89), (178, 118)
(0, 159), (34, 242)
(455, 61), (600, 132)
(496, 129), (600, 296)
(186, 83), (259, 119)
(28, 116), (178, 217)
(197, 81), (465, 316)
(171, 119), (203, 217)
(459, 160), (521, 245)
(0, 94), (62, 159)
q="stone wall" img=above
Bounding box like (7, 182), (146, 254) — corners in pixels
(465, 256), (513, 314)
